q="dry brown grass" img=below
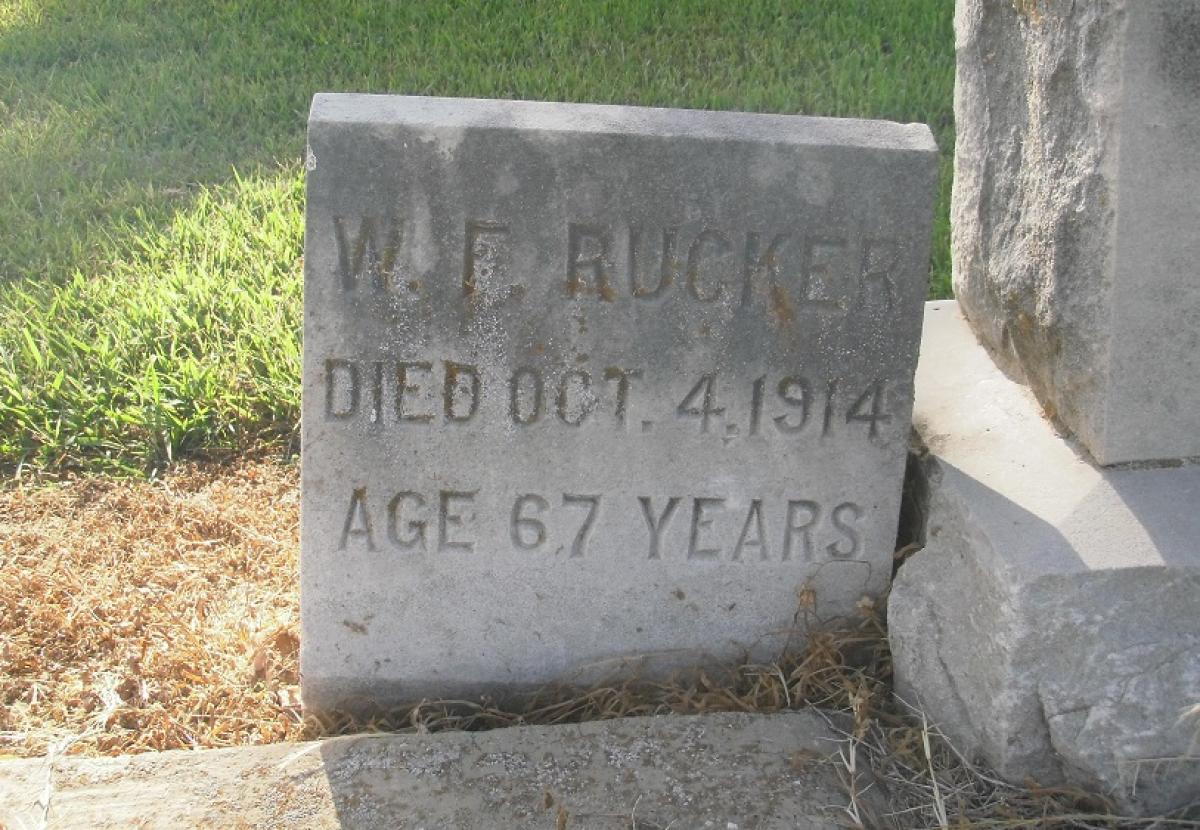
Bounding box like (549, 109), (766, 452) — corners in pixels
(0, 460), (1192, 827)
(0, 458), (303, 757)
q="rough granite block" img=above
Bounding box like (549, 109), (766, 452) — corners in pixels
(952, 0), (1200, 465)
(890, 301), (1200, 816)
(301, 94), (938, 714)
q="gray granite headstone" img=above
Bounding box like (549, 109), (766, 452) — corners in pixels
(301, 94), (937, 715)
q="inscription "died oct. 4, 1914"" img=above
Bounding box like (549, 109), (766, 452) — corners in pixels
(300, 94), (938, 714)
(322, 358), (892, 440)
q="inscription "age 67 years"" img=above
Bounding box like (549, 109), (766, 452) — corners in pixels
(337, 487), (865, 562)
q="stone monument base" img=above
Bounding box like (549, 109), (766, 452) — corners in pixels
(890, 301), (1200, 816)
(0, 712), (870, 829)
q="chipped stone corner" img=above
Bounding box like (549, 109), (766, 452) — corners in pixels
(889, 446), (1051, 782)
(890, 302), (1200, 816)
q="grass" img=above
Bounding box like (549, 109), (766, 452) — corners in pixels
(0, 171), (303, 474)
(0, 0), (955, 473)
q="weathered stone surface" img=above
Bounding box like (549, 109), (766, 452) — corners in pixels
(952, 0), (1200, 465)
(302, 95), (938, 713)
(0, 712), (876, 829)
(890, 301), (1200, 816)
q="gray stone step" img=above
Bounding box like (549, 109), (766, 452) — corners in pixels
(0, 711), (872, 829)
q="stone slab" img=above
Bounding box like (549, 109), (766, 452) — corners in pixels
(301, 94), (938, 713)
(952, 0), (1200, 465)
(0, 712), (874, 829)
(889, 301), (1200, 816)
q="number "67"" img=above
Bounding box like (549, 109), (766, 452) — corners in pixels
(510, 493), (601, 558)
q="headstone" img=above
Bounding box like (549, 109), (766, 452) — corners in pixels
(301, 94), (937, 714)
(953, 0), (1200, 465)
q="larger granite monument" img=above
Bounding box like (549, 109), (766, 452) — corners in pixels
(890, 0), (1200, 816)
(301, 94), (938, 714)
(952, 0), (1200, 466)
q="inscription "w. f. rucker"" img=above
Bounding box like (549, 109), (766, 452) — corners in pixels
(331, 216), (904, 314)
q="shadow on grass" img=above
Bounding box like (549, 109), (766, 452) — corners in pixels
(0, 0), (955, 287)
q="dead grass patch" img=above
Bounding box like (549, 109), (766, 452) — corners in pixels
(0, 460), (1191, 827)
(0, 457), (302, 756)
